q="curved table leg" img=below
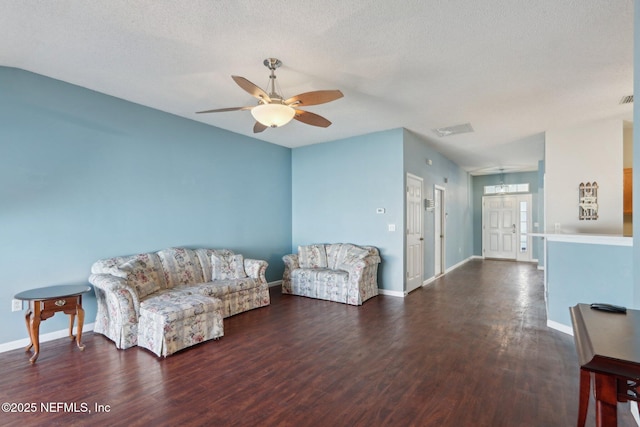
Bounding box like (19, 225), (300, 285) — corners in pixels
(24, 310), (34, 352)
(75, 305), (85, 351)
(28, 313), (41, 364)
(68, 312), (76, 340)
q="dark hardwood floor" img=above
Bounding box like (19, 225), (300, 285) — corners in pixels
(1, 259), (636, 426)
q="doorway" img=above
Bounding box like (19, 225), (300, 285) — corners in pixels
(482, 194), (532, 261)
(434, 186), (445, 276)
(406, 173), (424, 293)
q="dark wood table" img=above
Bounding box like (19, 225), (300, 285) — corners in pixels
(570, 303), (640, 427)
(15, 284), (92, 364)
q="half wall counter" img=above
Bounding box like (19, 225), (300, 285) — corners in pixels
(532, 233), (633, 333)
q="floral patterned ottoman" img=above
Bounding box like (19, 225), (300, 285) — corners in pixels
(137, 291), (224, 357)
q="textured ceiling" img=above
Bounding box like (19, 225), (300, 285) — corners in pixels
(1, 0), (634, 174)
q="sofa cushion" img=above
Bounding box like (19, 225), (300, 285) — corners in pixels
(175, 282), (230, 299)
(210, 277), (258, 292)
(298, 244), (328, 268)
(211, 253), (247, 280)
(194, 248), (234, 282)
(157, 248), (204, 288)
(92, 252), (168, 288)
(114, 258), (161, 298)
(140, 290), (221, 322)
(336, 244), (370, 269)
(325, 244), (342, 270)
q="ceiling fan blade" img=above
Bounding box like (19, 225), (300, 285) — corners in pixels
(253, 121), (268, 133)
(232, 75), (271, 103)
(285, 90), (343, 107)
(293, 110), (332, 128)
(196, 106), (253, 114)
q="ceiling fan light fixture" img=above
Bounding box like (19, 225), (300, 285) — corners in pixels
(198, 58), (342, 132)
(251, 103), (295, 128)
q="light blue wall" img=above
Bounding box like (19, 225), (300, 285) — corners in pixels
(403, 130), (473, 279)
(471, 171), (540, 258)
(0, 67), (292, 344)
(546, 241), (633, 326)
(291, 129), (405, 292)
(291, 128), (473, 293)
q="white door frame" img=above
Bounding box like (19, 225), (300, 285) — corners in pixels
(482, 193), (532, 261)
(406, 173), (424, 293)
(434, 185), (446, 277)
(516, 193), (533, 262)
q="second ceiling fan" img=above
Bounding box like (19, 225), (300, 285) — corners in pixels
(197, 58), (343, 133)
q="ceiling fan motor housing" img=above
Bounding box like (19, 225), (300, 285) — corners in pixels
(264, 58), (282, 70)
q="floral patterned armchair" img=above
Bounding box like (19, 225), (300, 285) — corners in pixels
(282, 243), (381, 305)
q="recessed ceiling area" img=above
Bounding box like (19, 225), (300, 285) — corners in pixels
(0, 1), (633, 175)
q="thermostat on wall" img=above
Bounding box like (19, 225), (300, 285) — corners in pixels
(376, 208), (385, 214)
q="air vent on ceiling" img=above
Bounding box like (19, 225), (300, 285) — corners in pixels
(432, 123), (474, 137)
(620, 95), (634, 105)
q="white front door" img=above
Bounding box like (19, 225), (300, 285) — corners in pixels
(406, 174), (424, 293)
(434, 186), (445, 276)
(483, 195), (517, 260)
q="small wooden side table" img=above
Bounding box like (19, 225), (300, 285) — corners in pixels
(570, 303), (640, 427)
(15, 284), (92, 364)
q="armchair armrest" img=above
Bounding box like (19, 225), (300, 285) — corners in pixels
(339, 255), (381, 305)
(338, 254), (381, 275)
(339, 260), (367, 283)
(244, 259), (268, 284)
(89, 273), (140, 318)
(281, 254), (299, 293)
(282, 254), (299, 269)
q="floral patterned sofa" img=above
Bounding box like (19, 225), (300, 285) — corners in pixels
(89, 247), (269, 356)
(282, 243), (381, 305)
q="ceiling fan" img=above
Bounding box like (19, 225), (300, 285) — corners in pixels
(196, 58), (343, 133)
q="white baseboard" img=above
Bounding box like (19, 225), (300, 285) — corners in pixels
(422, 276), (436, 287)
(378, 289), (405, 298)
(420, 256), (475, 289)
(268, 280), (282, 288)
(0, 322), (95, 354)
(445, 257), (471, 274)
(546, 320), (573, 335)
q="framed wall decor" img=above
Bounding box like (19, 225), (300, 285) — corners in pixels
(578, 182), (598, 220)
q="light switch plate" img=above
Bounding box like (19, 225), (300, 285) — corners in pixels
(388, 224), (396, 232)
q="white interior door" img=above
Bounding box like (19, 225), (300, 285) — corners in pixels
(406, 174), (424, 293)
(434, 186), (445, 276)
(483, 195), (517, 260)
